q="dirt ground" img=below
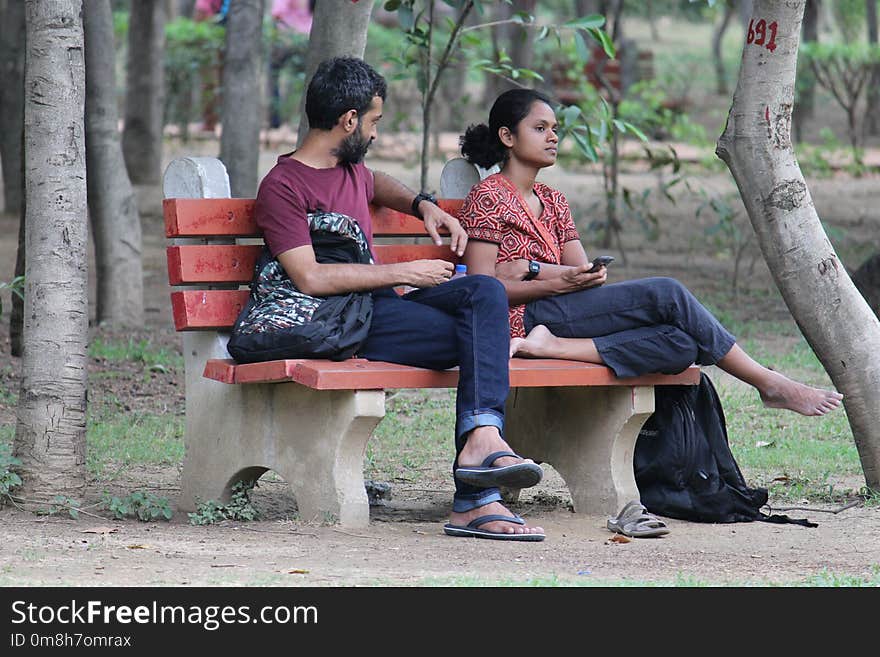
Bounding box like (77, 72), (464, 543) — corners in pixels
(1, 140), (880, 587)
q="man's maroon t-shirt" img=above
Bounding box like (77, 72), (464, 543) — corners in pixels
(255, 154), (375, 257)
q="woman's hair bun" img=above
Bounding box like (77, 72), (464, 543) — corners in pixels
(459, 123), (505, 169)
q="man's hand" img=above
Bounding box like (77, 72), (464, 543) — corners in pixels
(420, 202), (468, 257)
(399, 259), (455, 288)
(495, 259), (530, 281)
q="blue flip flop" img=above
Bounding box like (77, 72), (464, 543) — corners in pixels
(454, 451), (544, 489)
(443, 514), (545, 541)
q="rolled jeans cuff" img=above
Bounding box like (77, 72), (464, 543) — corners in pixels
(456, 410), (504, 441)
(452, 488), (502, 513)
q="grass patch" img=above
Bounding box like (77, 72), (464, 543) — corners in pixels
(366, 390), (456, 481)
(87, 411), (184, 476)
(90, 337), (182, 371)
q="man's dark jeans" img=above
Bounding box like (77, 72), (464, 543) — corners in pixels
(359, 275), (511, 512)
(525, 277), (736, 378)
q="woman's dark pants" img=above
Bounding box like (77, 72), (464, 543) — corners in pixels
(524, 277), (736, 378)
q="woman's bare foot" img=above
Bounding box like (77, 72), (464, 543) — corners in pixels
(509, 325), (558, 358)
(758, 371), (843, 416)
(448, 501), (545, 537)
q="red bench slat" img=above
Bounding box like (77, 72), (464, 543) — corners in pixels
(164, 198), (258, 237)
(167, 245), (262, 285)
(164, 198), (465, 238)
(203, 358), (700, 389)
(170, 290), (249, 330)
(167, 243), (456, 289)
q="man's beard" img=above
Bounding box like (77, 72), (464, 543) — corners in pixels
(333, 128), (373, 165)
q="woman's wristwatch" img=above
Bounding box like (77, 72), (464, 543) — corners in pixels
(524, 260), (541, 281)
(411, 192), (438, 219)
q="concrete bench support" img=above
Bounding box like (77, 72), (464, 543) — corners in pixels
(504, 385), (654, 516)
(179, 333), (385, 527)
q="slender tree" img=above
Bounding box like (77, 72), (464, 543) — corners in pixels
(866, 0), (879, 135)
(716, 0), (880, 490)
(84, 0), (144, 327)
(0, 0), (25, 217)
(296, 0), (375, 144)
(711, 1), (735, 95)
(122, 0), (166, 185)
(15, 0), (89, 498)
(219, 0), (265, 197)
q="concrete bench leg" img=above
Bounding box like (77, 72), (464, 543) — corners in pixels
(178, 334), (385, 528)
(503, 385), (654, 516)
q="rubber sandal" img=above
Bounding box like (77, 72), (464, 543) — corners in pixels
(453, 451), (543, 489)
(606, 500), (670, 538)
(444, 514), (545, 541)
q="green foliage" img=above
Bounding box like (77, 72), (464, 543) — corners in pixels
(618, 80), (708, 145)
(87, 411), (184, 477)
(163, 17), (226, 134)
(35, 495), (82, 520)
(103, 490), (173, 522)
(830, 0), (867, 43)
(188, 480), (260, 525)
(0, 275), (24, 318)
(0, 443), (22, 502)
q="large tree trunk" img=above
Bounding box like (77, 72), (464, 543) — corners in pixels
(122, 0), (166, 185)
(716, 0), (880, 490)
(295, 0), (375, 144)
(866, 0), (880, 135)
(15, 0), (88, 498)
(0, 0), (26, 217)
(219, 0), (265, 198)
(84, 0), (144, 327)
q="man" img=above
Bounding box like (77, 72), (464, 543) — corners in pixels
(254, 57), (544, 541)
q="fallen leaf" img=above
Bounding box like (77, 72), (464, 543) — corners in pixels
(126, 544), (150, 550)
(287, 569), (309, 574)
(606, 535), (631, 544)
(755, 440), (775, 448)
(772, 475), (790, 483)
(81, 527), (119, 534)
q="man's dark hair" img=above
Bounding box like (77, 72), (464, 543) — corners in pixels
(305, 57), (387, 131)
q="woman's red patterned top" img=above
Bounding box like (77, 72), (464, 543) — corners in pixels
(458, 173), (581, 337)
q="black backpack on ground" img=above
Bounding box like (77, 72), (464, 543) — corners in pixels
(634, 372), (816, 527)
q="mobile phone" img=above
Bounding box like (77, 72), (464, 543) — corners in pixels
(587, 255), (615, 273)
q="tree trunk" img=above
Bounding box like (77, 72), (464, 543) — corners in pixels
(84, 0), (144, 327)
(866, 0), (880, 135)
(852, 252), (880, 318)
(295, 0), (375, 145)
(716, 0), (880, 491)
(483, 0), (536, 104)
(122, 0), (166, 185)
(219, 0), (265, 198)
(0, 0), (25, 217)
(10, 194), (25, 358)
(15, 0), (88, 498)
(712, 2), (735, 96)
(793, 0), (820, 141)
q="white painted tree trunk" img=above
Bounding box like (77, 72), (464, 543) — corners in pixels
(14, 0), (88, 497)
(219, 0), (265, 198)
(295, 0), (375, 144)
(716, 0), (880, 489)
(84, 0), (144, 327)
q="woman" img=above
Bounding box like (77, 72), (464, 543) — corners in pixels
(458, 89), (842, 417)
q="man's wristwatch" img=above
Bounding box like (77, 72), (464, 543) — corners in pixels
(411, 192), (438, 219)
(524, 260), (541, 281)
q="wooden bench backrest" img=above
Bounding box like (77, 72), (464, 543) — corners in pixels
(164, 198), (464, 331)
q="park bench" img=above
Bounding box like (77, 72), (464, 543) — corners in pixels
(162, 156), (699, 528)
